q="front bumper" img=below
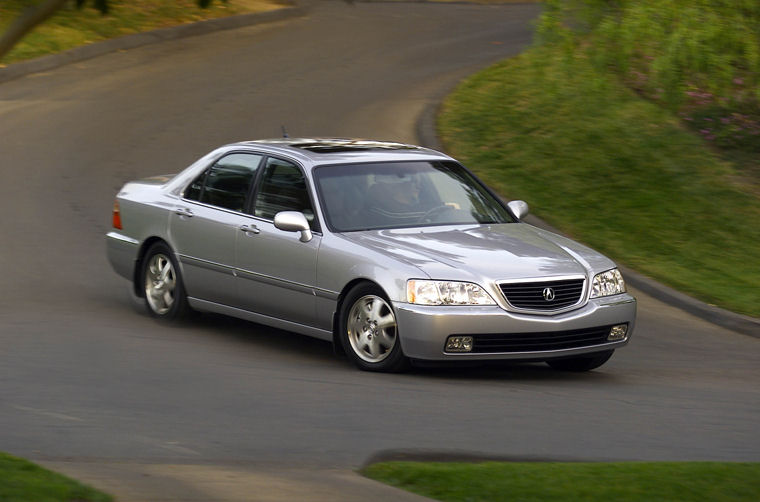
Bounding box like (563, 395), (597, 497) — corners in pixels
(394, 293), (636, 361)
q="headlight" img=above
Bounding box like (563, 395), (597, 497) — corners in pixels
(407, 280), (496, 305)
(590, 268), (626, 298)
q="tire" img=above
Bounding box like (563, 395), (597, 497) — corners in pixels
(546, 350), (614, 372)
(140, 241), (190, 320)
(339, 283), (409, 372)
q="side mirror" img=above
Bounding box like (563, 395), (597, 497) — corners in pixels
(274, 211), (313, 242)
(507, 200), (529, 221)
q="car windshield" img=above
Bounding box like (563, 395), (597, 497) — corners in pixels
(314, 160), (515, 231)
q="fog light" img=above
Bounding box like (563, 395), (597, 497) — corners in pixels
(446, 336), (474, 352)
(608, 324), (628, 341)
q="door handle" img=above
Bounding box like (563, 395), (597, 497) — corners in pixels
(175, 208), (194, 218)
(239, 224), (260, 235)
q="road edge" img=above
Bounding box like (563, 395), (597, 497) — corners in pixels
(419, 101), (759, 339)
(362, 449), (606, 469)
(0, 3), (307, 85)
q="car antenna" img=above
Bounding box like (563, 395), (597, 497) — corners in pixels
(281, 126), (289, 138)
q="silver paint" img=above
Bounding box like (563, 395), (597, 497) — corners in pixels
(106, 139), (637, 364)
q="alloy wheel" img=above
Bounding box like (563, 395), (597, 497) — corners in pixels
(145, 253), (177, 315)
(346, 294), (398, 363)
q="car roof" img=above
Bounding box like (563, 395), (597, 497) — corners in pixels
(227, 138), (453, 166)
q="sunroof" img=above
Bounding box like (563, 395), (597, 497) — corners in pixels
(291, 139), (419, 153)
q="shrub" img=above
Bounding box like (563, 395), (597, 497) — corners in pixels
(537, 0), (760, 153)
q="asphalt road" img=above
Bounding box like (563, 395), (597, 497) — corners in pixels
(1, 2), (758, 500)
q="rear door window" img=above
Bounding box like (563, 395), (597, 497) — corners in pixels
(184, 153), (263, 212)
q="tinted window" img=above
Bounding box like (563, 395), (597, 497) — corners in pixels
(185, 153), (262, 212)
(314, 161), (514, 231)
(252, 158), (316, 229)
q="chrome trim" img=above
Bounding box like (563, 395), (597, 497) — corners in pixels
(177, 198), (251, 218)
(314, 288), (340, 301)
(178, 255), (235, 275)
(497, 274), (587, 284)
(497, 274), (588, 315)
(173, 198), (324, 236)
(178, 255), (329, 297)
(106, 231), (139, 246)
(598, 297), (636, 307)
(236, 268), (314, 295)
(176, 151), (325, 234)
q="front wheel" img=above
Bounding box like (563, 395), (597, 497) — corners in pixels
(141, 242), (190, 320)
(339, 283), (409, 372)
(546, 350), (614, 372)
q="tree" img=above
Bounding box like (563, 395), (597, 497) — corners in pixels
(0, 0), (223, 62)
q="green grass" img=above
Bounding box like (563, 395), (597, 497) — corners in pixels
(438, 45), (760, 316)
(0, 0), (284, 64)
(536, 0), (760, 157)
(364, 461), (760, 502)
(0, 452), (112, 502)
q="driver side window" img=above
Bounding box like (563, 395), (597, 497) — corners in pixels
(252, 158), (318, 230)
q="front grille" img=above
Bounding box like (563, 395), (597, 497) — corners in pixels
(465, 325), (615, 353)
(499, 278), (585, 311)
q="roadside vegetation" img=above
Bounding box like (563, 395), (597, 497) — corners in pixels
(439, 0), (760, 317)
(364, 461), (760, 502)
(0, 0), (284, 64)
(0, 452), (112, 502)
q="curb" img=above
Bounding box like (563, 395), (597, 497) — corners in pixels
(616, 263), (760, 338)
(523, 213), (760, 338)
(0, 3), (307, 85)
(418, 104), (760, 339)
(362, 449), (605, 469)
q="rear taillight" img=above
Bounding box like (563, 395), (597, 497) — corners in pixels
(112, 200), (122, 229)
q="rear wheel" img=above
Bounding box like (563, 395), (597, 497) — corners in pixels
(546, 350), (614, 372)
(141, 242), (189, 320)
(340, 283), (409, 372)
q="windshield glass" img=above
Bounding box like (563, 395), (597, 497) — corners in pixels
(314, 161), (515, 231)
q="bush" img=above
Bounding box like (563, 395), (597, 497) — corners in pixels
(538, 0), (760, 153)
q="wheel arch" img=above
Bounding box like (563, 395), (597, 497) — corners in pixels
(331, 278), (387, 354)
(132, 236), (173, 298)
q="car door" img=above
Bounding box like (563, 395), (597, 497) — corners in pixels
(235, 156), (321, 328)
(169, 152), (263, 306)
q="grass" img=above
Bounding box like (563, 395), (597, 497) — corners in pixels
(438, 44), (760, 317)
(536, 0), (760, 162)
(364, 461), (760, 502)
(0, 0), (286, 64)
(0, 452), (112, 502)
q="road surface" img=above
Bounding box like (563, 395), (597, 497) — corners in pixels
(1, 2), (758, 500)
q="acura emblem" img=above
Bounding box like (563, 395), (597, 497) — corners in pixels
(542, 287), (555, 302)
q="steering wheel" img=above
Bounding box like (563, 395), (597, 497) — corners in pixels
(419, 204), (455, 224)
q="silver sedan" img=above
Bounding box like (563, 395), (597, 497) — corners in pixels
(107, 139), (636, 372)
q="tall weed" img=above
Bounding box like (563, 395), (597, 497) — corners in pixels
(537, 0), (760, 154)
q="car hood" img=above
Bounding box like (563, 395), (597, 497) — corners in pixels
(339, 223), (615, 282)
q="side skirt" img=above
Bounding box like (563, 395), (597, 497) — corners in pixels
(187, 297), (334, 342)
